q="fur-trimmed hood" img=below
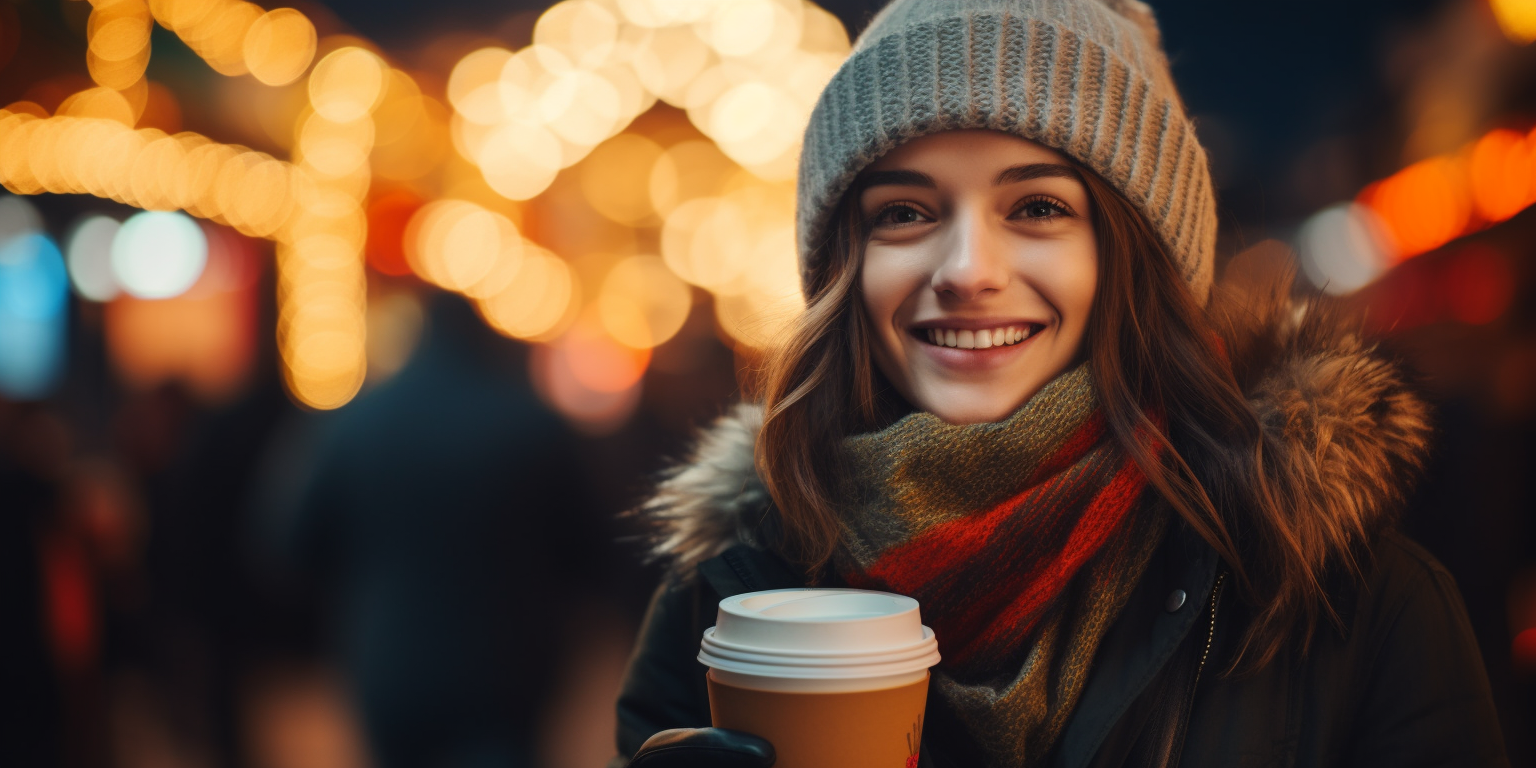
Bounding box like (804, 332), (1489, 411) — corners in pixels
(640, 269), (1433, 579)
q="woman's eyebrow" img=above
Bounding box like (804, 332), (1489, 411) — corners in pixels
(858, 169), (935, 190)
(994, 162), (1081, 185)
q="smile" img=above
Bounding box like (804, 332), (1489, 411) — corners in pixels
(917, 324), (1044, 349)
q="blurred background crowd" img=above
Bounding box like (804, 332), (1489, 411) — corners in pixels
(0, 0), (1533, 765)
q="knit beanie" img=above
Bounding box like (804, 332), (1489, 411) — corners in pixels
(797, 0), (1218, 303)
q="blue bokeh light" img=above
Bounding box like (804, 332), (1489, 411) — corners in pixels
(0, 229), (70, 400)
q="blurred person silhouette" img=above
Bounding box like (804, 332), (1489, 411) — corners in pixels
(256, 291), (612, 768)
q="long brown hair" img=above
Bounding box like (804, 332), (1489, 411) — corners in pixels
(755, 158), (1341, 674)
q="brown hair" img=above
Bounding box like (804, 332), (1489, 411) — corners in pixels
(755, 160), (1341, 674)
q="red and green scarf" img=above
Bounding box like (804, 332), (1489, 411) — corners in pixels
(837, 365), (1168, 767)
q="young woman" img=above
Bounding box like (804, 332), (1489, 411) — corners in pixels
(612, 0), (1510, 766)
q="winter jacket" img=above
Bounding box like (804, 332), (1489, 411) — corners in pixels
(610, 286), (1511, 767)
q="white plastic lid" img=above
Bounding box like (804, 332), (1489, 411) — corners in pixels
(698, 588), (941, 680)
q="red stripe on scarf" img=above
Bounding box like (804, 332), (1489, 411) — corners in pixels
(842, 413), (1151, 671)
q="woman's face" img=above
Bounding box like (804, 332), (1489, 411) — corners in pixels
(859, 129), (1098, 424)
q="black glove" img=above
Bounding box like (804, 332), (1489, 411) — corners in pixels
(629, 727), (775, 768)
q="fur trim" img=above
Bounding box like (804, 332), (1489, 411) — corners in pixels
(641, 271), (1432, 578)
(639, 402), (770, 574)
(1208, 266), (1433, 581)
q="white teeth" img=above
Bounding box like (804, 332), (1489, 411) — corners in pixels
(925, 324), (1037, 348)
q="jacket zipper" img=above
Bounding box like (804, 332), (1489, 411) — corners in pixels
(1192, 571), (1227, 690)
(1165, 570), (1226, 767)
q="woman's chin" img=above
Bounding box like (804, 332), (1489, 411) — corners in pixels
(918, 390), (1032, 425)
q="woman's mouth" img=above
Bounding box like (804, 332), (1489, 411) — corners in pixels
(915, 323), (1045, 349)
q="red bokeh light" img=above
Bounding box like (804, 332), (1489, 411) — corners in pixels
(1444, 245), (1516, 326)
(1514, 628), (1536, 672)
(366, 188), (425, 277)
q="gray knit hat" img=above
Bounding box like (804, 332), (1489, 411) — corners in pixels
(797, 0), (1218, 303)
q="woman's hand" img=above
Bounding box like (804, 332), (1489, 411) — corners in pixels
(629, 728), (775, 768)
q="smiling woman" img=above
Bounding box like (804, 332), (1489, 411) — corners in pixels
(612, 0), (1511, 766)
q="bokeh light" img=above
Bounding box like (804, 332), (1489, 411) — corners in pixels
(1491, 0), (1536, 43)
(530, 312), (646, 435)
(111, 210), (208, 299)
(581, 133), (665, 225)
(1443, 245), (1516, 326)
(1469, 129), (1534, 223)
(597, 255), (692, 348)
(66, 215), (122, 302)
(105, 222), (259, 401)
(1297, 203), (1396, 295)
(309, 47), (386, 123)
(476, 246), (578, 341)
(243, 8), (318, 86)
(0, 212), (69, 399)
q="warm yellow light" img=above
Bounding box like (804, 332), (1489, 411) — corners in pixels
(714, 283), (802, 350)
(298, 113), (375, 177)
(648, 139), (736, 216)
(661, 196), (751, 290)
(0, 115), (44, 195)
(404, 200), (516, 292)
(147, 0), (211, 31)
(799, 2), (852, 54)
(127, 134), (184, 210)
(477, 248), (578, 341)
(89, 15), (153, 62)
(231, 156), (294, 237)
(534, 0), (620, 70)
(700, 0), (779, 58)
(373, 95), (449, 181)
(539, 70), (623, 148)
(630, 25), (711, 104)
(243, 8), (318, 86)
(198, 2), (264, 76)
(57, 87), (136, 126)
(309, 47), (386, 123)
(181, 141), (240, 219)
(1491, 0), (1536, 43)
(476, 121), (563, 200)
(581, 133), (665, 225)
(27, 119), (66, 194)
(598, 255), (692, 349)
(372, 70), (424, 146)
(448, 47), (514, 126)
(614, 0), (712, 28)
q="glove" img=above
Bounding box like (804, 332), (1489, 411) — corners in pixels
(629, 727), (775, 768)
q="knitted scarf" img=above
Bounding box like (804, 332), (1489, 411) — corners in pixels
(836, 365), (1169, 767)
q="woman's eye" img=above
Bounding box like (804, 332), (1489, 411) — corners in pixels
(873, 204), (926, 227)
(1016, 199), (1068, 220)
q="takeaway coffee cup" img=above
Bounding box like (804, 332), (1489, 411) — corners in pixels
(697, 589), (941, 768)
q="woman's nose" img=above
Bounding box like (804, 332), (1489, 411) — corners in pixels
(931, 207), (1009, 301)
